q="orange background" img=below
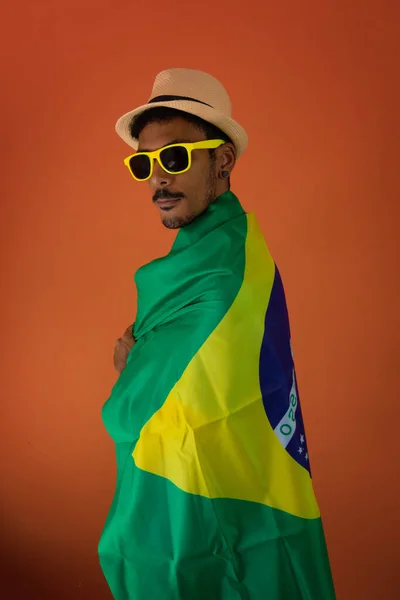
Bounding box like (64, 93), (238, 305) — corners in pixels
(1, 1), (399, 598)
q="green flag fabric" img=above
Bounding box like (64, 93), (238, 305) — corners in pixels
(99, 191), (335, 599)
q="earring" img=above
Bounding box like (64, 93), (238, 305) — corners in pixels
(221, 171), (229, 179)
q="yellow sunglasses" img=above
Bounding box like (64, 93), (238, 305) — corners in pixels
(124, 139), (225, 182)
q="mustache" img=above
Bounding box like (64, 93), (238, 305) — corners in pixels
(153, 189), (184, 203)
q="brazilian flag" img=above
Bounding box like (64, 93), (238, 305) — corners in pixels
(99, 191), (335, 599)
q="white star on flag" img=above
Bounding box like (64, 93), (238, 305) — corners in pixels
(298, 446), (303, 454)
(305, 453), (309, 461)
(300, 434), (305, 444)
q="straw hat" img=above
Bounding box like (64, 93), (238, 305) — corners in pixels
(115, 68), (248, 158)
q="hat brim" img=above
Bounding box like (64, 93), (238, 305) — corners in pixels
(115, 99), (248, 159)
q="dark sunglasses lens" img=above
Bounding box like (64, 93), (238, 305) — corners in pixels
(160, 146), (189, 173)
(129, 155), (151, 180)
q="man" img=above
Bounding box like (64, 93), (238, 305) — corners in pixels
(99, 68), (335, 600)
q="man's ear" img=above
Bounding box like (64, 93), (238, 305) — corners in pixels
(218, 143), (236, 175)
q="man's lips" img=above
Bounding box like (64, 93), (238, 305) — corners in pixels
(155, 197), (182, 209)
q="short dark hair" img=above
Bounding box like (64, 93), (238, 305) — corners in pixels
(129, 107), (233, 147)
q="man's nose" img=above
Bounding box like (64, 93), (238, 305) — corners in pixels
(150, 159), (174, 187)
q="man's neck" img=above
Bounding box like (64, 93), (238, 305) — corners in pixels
(171, 190), (244, 253)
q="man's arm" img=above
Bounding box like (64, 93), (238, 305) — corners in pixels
(114, 324), (135, 374)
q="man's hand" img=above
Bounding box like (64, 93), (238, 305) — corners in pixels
(114, 324), (135, 374)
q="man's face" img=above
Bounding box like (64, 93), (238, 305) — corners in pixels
(137, 117), (219, 229)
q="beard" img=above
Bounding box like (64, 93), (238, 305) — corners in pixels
(161, 166), (218, 230)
